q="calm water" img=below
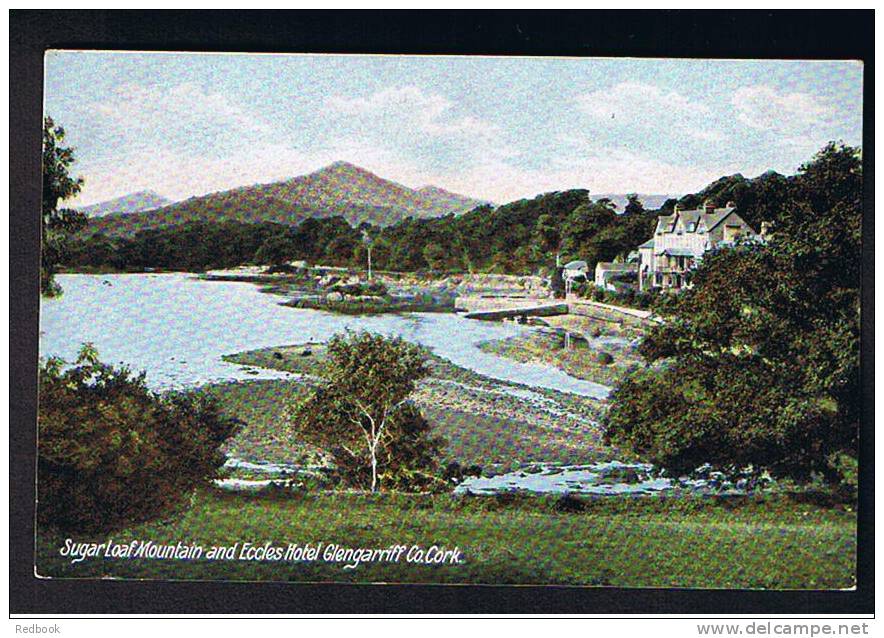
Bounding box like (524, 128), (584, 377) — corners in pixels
(216, 457), (741, 496)
(39, 274), (610, 398)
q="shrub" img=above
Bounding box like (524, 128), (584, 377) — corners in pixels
(289, 332), (445, 492)
(38, 345), (241, 532)
(596, 351), (614, 366)
(828, 452), (858, 500)
(329, 281), (388, 297)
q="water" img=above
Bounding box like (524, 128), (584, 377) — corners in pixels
(455, 462), (698, 496)
(213, 457), (742, 496)
(39, 274), (610, 398)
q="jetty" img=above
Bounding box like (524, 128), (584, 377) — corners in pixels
(462, 302), (569, 321)
(455, 294), (658, 326)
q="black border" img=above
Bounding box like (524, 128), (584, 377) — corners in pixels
(10, 9), (875, 615)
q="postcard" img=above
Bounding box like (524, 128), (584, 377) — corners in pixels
(35, 51), (862, 589)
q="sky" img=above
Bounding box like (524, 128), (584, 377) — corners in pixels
(44, 52), (864, 207)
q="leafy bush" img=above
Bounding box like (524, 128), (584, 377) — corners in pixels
(329, 281), (388, 297)
(827, 452), (858, 499)
(585, 284), (657, 310)
(38, 345), (241, 532)
(595, 351), (614, 366)
(289, 332), (445, 492)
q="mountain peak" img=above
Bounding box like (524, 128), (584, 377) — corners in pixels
(318, 160), (370, 175)
(88, 162), (488, 234)
(77, 190), (173, 218)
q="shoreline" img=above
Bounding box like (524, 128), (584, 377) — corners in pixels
(214, 342), (613, 471)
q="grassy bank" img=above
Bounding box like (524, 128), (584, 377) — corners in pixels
(36, 489), (855, 588)
(282, 295), (453, 315)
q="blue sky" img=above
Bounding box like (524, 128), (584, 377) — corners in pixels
(44, 52), (863, 206)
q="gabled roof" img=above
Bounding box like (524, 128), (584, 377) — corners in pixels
(655, 206), (746, 235)
(638, 239), (655, 249)
(563, 260), (588, 270)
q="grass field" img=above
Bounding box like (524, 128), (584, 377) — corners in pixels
(36, 489), (856, 588)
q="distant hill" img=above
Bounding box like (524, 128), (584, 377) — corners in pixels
(593, 193), (675, 212)
(77, 190), (173, 217)
(87, 162), (488, 237)
(415, 185), (486, 215)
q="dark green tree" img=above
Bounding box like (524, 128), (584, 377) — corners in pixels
(254, 233), (295, 267)
(38, 344), (241, 532)
(605, 143), (861, 492)
(624, 193), (644, 216)
(42, 116), (86, 295)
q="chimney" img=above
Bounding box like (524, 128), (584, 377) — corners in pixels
(673, 203), (681, 213)
(703, 199), (716, 213)
(726, 200), (736, 209)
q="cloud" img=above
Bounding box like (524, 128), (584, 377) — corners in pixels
(731, 85), (835, 133)
(92, 82), (272, 154)
(326, 85), (502, 141)
(730, 84), (863, 161)
(574, 81), (725, 143)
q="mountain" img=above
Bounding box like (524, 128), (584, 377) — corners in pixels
(77, 190), (173, 217)
(87, 162), (488, 236)
(250, 161), (488, 223)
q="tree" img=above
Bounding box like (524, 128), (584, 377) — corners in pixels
(289, 332), (443, 492)
(42, 116), (86, 295)
(605, 143), (861, 491)
(361, 229), (374, 279)
(38, 344), (241, 532)
(623, 193), (644, 216)
(254, 233), (295, 267)
(422, 243), (447, 271)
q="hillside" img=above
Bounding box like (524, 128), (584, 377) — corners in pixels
(77, 190), (172, 217)
(87, 162), (487, 236)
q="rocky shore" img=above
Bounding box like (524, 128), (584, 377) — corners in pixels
(476, 315), (647, 389)
(218, 342), (612, 469)
(200, 267), (549, 315)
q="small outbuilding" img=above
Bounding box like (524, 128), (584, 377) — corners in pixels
(594, 261), (638, 291)
(562, 260), (589, 281)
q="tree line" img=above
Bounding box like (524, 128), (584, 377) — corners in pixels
(62, 190), (660, 276)
(59, 166), (823, 279)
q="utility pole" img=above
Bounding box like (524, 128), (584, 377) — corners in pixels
(362, 230), (373, 281)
